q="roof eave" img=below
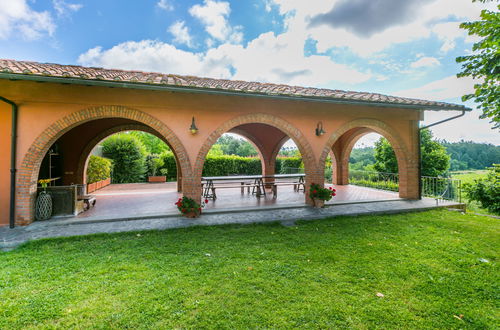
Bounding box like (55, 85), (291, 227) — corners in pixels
(0, 73), (472, 112)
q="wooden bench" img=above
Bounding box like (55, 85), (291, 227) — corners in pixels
(77, 195), (96, 211)
(269, 181), (306, 198)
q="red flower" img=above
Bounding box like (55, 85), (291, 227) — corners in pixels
(329, 187), (333, 190)
(205, 199), (209, 203)
(198, 208), (202, 212)
(182, 208), (186, 213)
(313, 190), (317, 194)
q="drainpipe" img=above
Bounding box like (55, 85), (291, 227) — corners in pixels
(418, 110), (466, 199)
(0, 96), (18, 228)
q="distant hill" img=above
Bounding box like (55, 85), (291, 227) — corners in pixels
(442, 140), (500, 171)
(349, 141), (500, 172)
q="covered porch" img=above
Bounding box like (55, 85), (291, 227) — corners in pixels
(72, 182), (400, 222)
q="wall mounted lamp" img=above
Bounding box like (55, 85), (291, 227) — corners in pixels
(315, 121), (326, 136)
(189, 116), (199, 135)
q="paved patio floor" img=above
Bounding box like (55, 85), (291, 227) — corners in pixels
(76, 182), (401, 221)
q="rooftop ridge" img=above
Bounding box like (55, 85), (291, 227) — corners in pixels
(0, 59), (470, 111)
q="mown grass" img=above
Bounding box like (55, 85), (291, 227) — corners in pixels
(0, 210), (498, 329)
(451, 170), (492, 215)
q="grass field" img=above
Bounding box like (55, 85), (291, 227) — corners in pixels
(0, 210), (498, 329)
(451, 170), (492, 215)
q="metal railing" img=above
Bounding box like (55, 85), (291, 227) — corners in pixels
(421, 176), (462, 204)
(347, 170), (462, 203)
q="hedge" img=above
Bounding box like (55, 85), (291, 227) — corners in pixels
(157, 154), (305, 179)
(86, 155), (112, 184)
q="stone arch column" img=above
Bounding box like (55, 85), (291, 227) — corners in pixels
(16, 105), (190, 225)
(192, 113), (320, 205)
(75, 123), (184, 192)
(319, 118), (419, 199)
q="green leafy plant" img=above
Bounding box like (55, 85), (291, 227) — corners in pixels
(463, 164), (500, 214)
(456, 1), (500, 129)
(175, 196), (208, 216)
(146, 154), (164, 176)
(309, 183), (336, 201)
(102, 134), (147, 183)
(86, 155), (112, 184)
(38, 179), (52, 191)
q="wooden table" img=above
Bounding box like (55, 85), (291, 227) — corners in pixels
(202, 174), (305, 199)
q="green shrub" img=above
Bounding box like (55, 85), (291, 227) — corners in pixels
(102, 134), (147, 183)
(159, 152), (178, 180)
(463, 164), (500, 214)
(86, 155), (112, 184)
(279, 157), (303, 173)
(146, 154), (164, 176)
(202, 156), (261, 176)
(157, 154), (309, 179)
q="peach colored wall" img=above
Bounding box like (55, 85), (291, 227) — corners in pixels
(0, 79), (422, 226)
(0, 102), (11, 224)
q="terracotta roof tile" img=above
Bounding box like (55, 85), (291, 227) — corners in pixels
(0, 59), (469, 111)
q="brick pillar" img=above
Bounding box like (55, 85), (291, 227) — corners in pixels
(182, 175), (202, 203)
(398, 120), (420, 200)
(331, 141), (349, 185)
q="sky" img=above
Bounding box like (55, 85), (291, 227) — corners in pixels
(0, 0), (498, 146)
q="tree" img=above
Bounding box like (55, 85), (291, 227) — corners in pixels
(374, 130), (450, 177)
(128, 131), (170, 154)
(463, 164), (500, 214)
(456, 1), (500, 129)
(102, 134), (147, 183)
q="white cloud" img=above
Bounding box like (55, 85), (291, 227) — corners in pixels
(0, 0), (55, 40)
(189, 0), (242, 43)
(157, 0), (174, 11)
(168, 21), (194, 48)
(394, 75), (479, 101)
(410, 56), (440, 69)
(52, 0), (82, 17)
(77, 40), (232, 78)
(77, 34), (371, 86)
(270, 0), (495, 57)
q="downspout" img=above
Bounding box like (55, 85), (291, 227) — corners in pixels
(0, 96), (18, 228)
(418, 110), (466, 199)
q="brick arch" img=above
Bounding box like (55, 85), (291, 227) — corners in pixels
(319, 118), (410, 170)
(16, 105), (190, 225)
(228, 128), (266, 173)
(190, 113), (319, 204)
(319, 118), (414, 198)
(75, 124), (183, 192)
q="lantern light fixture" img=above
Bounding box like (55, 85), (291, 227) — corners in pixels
(315, 121), (326, 136)
(189, 116), (198, 135)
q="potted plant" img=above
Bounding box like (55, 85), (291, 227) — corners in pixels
(36, 179), (53, 220)
(175, 196), (208, 218)
(309, 183), (336, 208)
(147, 155), (166, 183)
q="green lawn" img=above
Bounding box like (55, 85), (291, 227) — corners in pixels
(451, 170), (492, 215)
(1, 210), (498, 329)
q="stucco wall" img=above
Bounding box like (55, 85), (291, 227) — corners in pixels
(0, 79), (421, 226)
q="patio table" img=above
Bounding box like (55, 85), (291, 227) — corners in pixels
(202, 174), (305, 199)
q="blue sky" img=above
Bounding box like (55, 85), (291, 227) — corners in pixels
(0, 0), (498, 145)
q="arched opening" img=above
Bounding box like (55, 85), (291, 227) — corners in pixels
(320, 119), (416, 202)
(193, 115), (315, 210)
(17, 106), (190, 225)
(35, 120), (184, 220)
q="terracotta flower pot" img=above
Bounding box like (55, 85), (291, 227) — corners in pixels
(148, 176), (167, 183)
(183, 210), (200, 218)
(312, 198), (325, 208)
